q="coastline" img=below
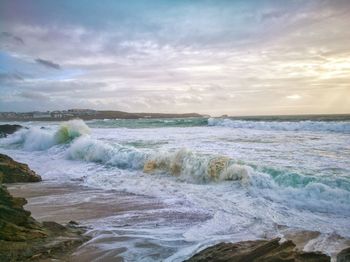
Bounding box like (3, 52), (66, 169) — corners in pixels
(7, 180), (350, 261)
(6, 181), (194, 261)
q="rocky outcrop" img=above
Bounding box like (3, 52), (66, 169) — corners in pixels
(0, 154), (42, 183)
(186, 238), (330, 262)
(0, 184), (89, 262)
(0, 124), (22, 137)
(0, 154), (89, 261)
(337, 247), (350, 262)
(0, 184), (46, 242)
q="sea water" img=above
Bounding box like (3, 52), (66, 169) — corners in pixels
(1, 117), (349, 261)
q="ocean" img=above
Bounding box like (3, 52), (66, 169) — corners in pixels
(1, 116), (350, 261)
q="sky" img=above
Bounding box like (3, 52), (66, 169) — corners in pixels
(0, 0), (349, 116)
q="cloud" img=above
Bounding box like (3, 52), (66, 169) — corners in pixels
(0, 0), (349, 115)
(1, 31), (24, 44)
(0, 72), (23, 82)
(35, 58), (61, 69)
(18, 91), (51, 101)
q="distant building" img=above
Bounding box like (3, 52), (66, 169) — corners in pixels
(33, 112), (51, 119)
(51, 111), (63, 118)
(20, 113), (34, 119)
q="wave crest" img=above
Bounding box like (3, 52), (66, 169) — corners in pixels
(54, 119), (90, 143)
(2, 119), (90, 151)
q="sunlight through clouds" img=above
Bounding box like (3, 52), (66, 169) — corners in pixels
(0, 0), (349, 115)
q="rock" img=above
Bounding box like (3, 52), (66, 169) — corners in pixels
(0, 154), (89, 261)
(185, 238), (330, 262)
(0, 184), (90, 261)
(0, 154), (42, 183)
(337, 247), (350, 262)
(68, 220), (79, 225)
(0, 124), (22, 137)
(0, 184), (46, 242)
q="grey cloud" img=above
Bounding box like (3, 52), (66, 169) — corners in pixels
(1, 0), (349, 115)
(18, 91), (51, 101)
(0, 73), (24, 82)
(35, 58), (61, 69)
(1, 31), (24, 44)
(260, 10), (287, 21)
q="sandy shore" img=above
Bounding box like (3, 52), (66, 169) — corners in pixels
(7, 181), (350, 261)
(7, 181), (165, 223)
(7, 181), (207, 261)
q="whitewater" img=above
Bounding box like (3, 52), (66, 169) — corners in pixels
(1, 117), (350, 261)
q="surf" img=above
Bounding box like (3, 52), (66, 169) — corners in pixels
(208, 118), (350, 133)
(0, 119), (90, 151)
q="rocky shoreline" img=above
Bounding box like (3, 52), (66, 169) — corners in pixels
(0, 153), (90, 261)
(186, 238), (331, 262)
(0, 124), (23, 138)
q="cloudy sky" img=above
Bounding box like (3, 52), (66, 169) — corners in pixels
(0, 0), (349, 115)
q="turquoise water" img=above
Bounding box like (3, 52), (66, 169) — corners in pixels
(87, 117), (208, 128)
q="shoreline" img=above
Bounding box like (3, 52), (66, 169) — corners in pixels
(7, 180), (350, 261)
(6, 181), (193, 261)
(6, 181), (166, 223)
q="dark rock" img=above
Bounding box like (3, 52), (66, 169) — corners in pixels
(0, 184), (46, 242)
(185, 238), (330, 262)
(0, 124), (22, 137)
(0, 154), (89, 261)
(0, 184), (90, 261)
(0, 154), (42, 183)
(337, 247), (350, 262)
(68, 220), (79, 225)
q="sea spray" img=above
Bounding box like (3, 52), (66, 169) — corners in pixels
(1, 119), (90, 151)
(54, 119), (90, 143)
(208, 118), (350, 133)
(67, 136), (146, 169)
(144, 149), (252, 183)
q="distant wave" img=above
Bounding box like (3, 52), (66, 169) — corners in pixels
(87, 117), (208, 128)
(208, 118), (350, 133)
(87, 117), (350, 133)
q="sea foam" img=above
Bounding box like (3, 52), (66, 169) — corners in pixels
(2, 119), (349, 215)
(208, 118), (350, 133)
(2, 119), (90, 151)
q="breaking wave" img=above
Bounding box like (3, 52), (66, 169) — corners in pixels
(67, 138), (252, 184)
(67, 136), (146, 170)
(1, 119), (90, 150)
(66, 135), (350, 214)
(208, 118), (350, 133)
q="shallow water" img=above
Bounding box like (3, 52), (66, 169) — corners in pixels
(1, 117), (350, 261)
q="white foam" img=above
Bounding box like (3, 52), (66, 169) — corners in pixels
(208, 118), (350, 133)
(1, 119), (90, 151)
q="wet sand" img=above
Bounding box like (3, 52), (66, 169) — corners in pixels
(7, 181), (165, 223)
(7, 182), (350, 261)
(7, 181), (208, 261)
